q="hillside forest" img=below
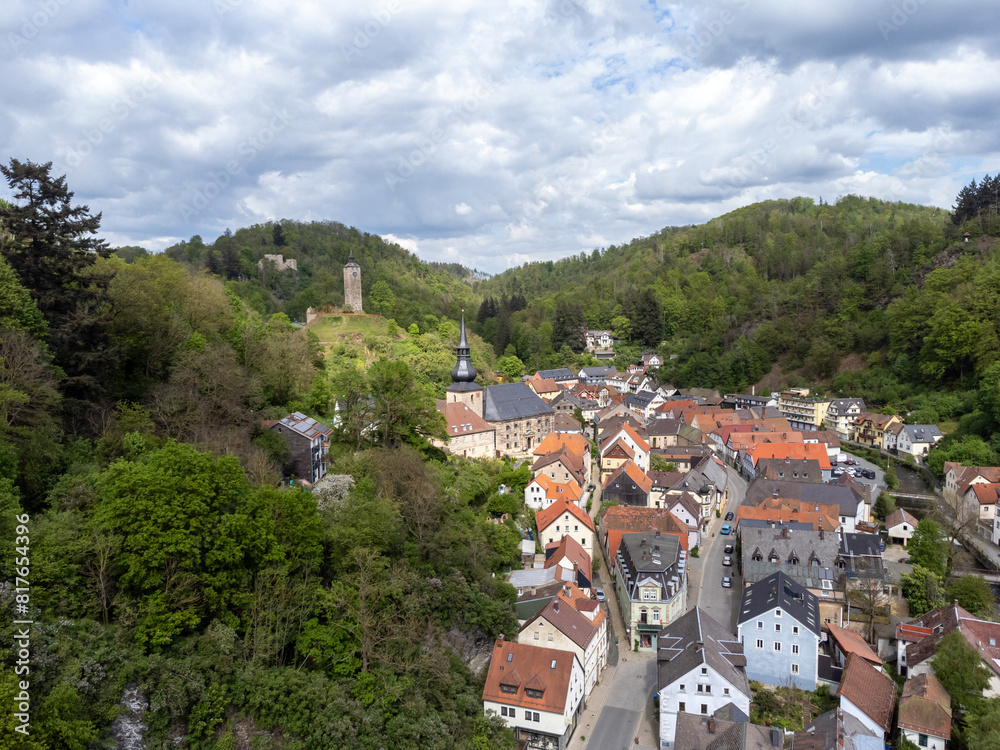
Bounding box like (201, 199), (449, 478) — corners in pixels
(2, 155), (1000, 748)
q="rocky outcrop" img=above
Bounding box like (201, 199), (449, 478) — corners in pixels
(441, 625), (495, 676)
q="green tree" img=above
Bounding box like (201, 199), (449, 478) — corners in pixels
(931, 630), (992, 711)
(966, 698), (1000, 750)
(370, 280), (396, 316)
(0, 256), (46, 338)
(908, 518), (948, 576)
(0, 159), (114, 400)
(873, 491), (896, 521)
(367, 359), (445, 448)
(496, 355), (525, 381)
(946, 575), (996, 619)
(96, 442), (280, 646)
(900, 565), (945, 616)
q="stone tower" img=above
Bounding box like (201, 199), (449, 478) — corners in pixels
(343, 251), (363, 313)
(446, 315), (483, 416)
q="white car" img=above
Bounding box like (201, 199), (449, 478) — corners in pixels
(722, 556), (732, 567)
(722, 577), (732, 588)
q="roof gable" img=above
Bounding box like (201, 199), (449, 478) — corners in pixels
(535, 498), (595, 534)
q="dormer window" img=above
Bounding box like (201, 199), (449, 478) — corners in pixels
(500, 684), (518, 695)
(526, 688), (544, 699)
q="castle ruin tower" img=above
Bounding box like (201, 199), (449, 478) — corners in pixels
(446, 314), (483, 417)
(343, 251), (363, 313)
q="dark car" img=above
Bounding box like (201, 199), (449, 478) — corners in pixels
(724, 544), (734, 554)
(725, 511), (734, 521)
(587, 484), (596, 492)
(862, 469), (876, 479)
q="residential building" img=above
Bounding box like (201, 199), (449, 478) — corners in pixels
(264, 411), (333, 484)
(675, 456), (730, 520)
(756, 458), (823, 483)
(744, 478), (867, 531)
(897, 674), (952, 750)
(527, 376), (563, 401)
(897, 425), (943, 459)
(837, 533), (884, 575)
(434, 400), (496, 458)
(896, 602), (1000, 695)
(673, 712), (783, 750)
(657, 608), (752, 749)
(793, 708), (881, 750)
(735, 505), (838, 535)
(742, 442), (832, 482)
(536, 368), (579, 387)
(584, 330), (613, 352)
(613, 531), (687, 649)
(524, 475), (583, 512)
(536, 499), (595, 556)
(826, 623), (882, 669)
(599, 423), (651, 477)
(837, 653), (897, 740)
(544, 535), (592, 594)
(723, 393), (780, 411)
(737, 572), (822, 690)
(507, 567), (577, 621)
(654, 446), (714, 473)
(577, 365), (617, 384)
(740, 558), (843, 629)
(777, 389), (831, 432)
(551, 413), (583, 434)
(532, 433), (591, 480)
(599, 505), (689, 562)
(648, 419), (702, 449)
(851, 412), (903, 450)
(886, 508), (919, 546)
(518, 584), (608, 698)
(532, 449), (587, 489)
(482, 639), (585, 750)
(663, 491), (702, 548)
(884, 422), (903, 453)
(824, 398), (866, 440)
(943, 461), (1000, 512)
(602, 461), (653, 507)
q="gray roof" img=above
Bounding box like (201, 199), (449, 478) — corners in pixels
(675, 713), (784, 750)
(741, 560), (838, 590)
(618, 532), (683, 603)
(647, 418), (687, 436)
(579, 366), (617, 377)
(657, 608), (751, 698)
(687, 456), (728, 493)
(740, 525), (840, 571)
(744, 478), (860, 517)
(902, 424), (942, 442)
(483, 383), (556, 422)
(507, 566), (572, 589)
(738, 571), (820, 634)
(795, 709), (881, 750)
(626, 391), (655, 408)
(828, 398), (865, 414)
(536, 368), (576, 381)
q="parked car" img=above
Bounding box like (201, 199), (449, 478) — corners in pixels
(724, 544), (734, 554)
(595, 588), (606, 602)
(725, 511), (734, 521)
(722, 577), (732, 588)
(862, 469), (876, 479)
(844, 459), (856, 465)
(721, 524), (731, 535)
(587, 484), (596, 492)
(723, 556), (732, 567)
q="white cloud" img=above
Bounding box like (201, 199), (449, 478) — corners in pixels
(0, 1), (998, 272)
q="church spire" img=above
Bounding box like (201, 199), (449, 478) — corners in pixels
(450, 314), (477, 385)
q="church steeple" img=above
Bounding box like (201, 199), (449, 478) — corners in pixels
(446, 313), (483, 415)
(451, 314), (477, 384)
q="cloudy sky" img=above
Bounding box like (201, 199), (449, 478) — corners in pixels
(2, 0), (998, 273)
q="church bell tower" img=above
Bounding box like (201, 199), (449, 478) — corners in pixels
(446, 315), (483, 416)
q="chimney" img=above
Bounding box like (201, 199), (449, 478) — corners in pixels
(554, 600), (560, 612)
(782, 526), (788, 538)
(707, 719), (716, 734)
(820, 529), (825, 540)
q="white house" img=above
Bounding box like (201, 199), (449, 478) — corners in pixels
(482, 639), (585, 750)
(886, 507), (918, 546)
(837, 653), (897, 741)
(898, 674), (952, 750)
(897, 425), (943, 459)
(536, 498), (595, 557)
(656, 608), (751, 749)
(524, 474), (584, 511)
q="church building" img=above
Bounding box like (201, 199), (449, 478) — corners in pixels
(435, 317), (554, 458)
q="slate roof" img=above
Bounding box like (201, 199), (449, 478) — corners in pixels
(552, 413), (583, 432)
(837, 653), (897, 732)
(483, 382), (555, 421)
(579, 366), (617, 378)
(902, 424), (942, 443)
(648, 471), (687, 491)
(626, 391), (656, 410)
(757, 458), (823, 483)
(741, 526), (840, 570)
(827, 623), (882, 665)
(744, 479), (861, 518)
(737, 571), (820, 634)
(657, 608), (750, 697)
(898, 674), (952, 739)
(674, 713), (783, 750)
(537, 368), (577, 381)
(649, 418), (691, 436)
(666, 491), (703, 523)
(794, 709), (881, 750)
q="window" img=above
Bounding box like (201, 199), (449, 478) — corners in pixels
(679, 684), (685, 692)
(501, 684), (517, 694)
(775, 610), (781, 618)
(652, 609), (661, 623)
(547, 633), (553, 641)
(534, 632), (539, 640)
(701, 667), (708, 675)
(526, 689), (543, 699)
(792, 626), (799, 635)
(723, 688), (730, 696)
(918, 735), (928, 748)
(756, 639), (763, 649)
(774, 624), (781, 633)
(509, 708), (516, 719)
(757, 621), (763, 630)
(701, 705), (708, 715)
(791, 664), (799, 675)
(533, 712), (540, 722)
(792, 644), (799, 655)
(643, 588), (658, 601)
(774, 643), (781, 652)
(678, 702), (686, 712)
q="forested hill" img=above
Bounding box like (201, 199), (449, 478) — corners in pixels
(474, 194), (1000, 406)
(124, 220), (483, 329)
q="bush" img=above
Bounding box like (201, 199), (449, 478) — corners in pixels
(690, 545), (699, 558)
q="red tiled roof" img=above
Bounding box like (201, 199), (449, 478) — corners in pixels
(603, 460), (653, 494)
(482, 640), (579, 714)
(536, 498), (595, 535)
(544, 535), (592, 583)
(970, 482), (1000, 505)
(600, 506), (689, 554)
(898, 674), (952, 739)
(837, 653), (897, 732)
(520, 584), (605, 650)
(527, 475), (583, 502)
(533, 432), (589, 458)
(438, 400), (495, 436)
(827, 623), (882, 666)
(748, 441), (831, 471)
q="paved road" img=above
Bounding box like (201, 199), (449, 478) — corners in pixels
(582, 652), (659, 750)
